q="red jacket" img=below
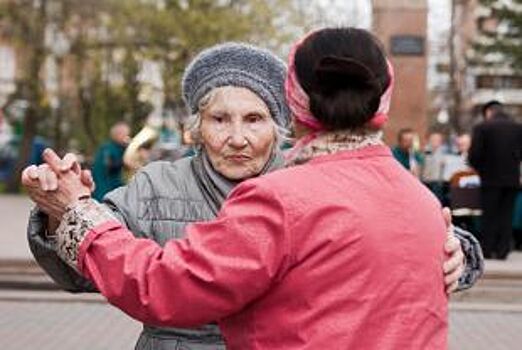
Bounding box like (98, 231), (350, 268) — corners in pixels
(79, 145), (448, 349)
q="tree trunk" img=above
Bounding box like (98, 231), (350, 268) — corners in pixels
(5, 1), (47, 193)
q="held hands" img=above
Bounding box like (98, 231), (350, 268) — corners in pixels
(442, 208), (465, 294)
(21, 149), (94, 219)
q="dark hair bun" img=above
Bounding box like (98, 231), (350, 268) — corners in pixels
(294, 28), (390, 130)
(314, 56), (380, 93)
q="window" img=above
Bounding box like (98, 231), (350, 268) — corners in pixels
(476, 75), (522, 89)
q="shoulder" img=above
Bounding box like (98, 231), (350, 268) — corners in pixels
(472, 122), (487, 135)
(103, 157), (206, 222)
(95, 142), (111, 153)
(134, 158), (196, 192)
(391, 146), (402, 156)
(227, 165), (311, 215)
(140, 157), (192, 179)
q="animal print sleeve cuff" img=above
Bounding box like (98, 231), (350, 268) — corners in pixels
(454, 226), (484, 291)
(56, 198), (117, 272)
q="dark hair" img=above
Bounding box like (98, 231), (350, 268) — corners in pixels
(294, 27), (391, 130)
(482, 100), (503, 117)
(397, 128), (414, 142)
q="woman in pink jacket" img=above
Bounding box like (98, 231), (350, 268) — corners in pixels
(23, 28), (449, 349)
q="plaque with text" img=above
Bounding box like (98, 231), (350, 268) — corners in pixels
(390, 35), (425, 56)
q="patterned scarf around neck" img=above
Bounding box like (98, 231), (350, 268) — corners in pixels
(285, 129), (384, 167)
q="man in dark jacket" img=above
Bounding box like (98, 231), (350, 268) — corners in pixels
(469, 101), (522, 259)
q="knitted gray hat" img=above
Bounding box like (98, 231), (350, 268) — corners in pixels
(182, 42), (289, 128)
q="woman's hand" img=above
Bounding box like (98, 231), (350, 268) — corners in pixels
(442, 208), (465, 294)
(21, 149), (93, 219)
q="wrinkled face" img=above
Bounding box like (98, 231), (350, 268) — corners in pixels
(200, 87), (277, 181)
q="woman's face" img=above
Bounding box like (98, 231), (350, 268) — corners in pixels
(200, 87), (276, 181)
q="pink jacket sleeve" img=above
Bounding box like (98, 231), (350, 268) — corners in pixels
(77, 180), (292, 328)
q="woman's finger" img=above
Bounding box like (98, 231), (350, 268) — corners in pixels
(444, 264), (464, 287)
(37, 164), (58, 191)
(81, 169), (95, 191)
(444, 234), (461, 255)
(446, 280), (459, 294)
(61, 153), (80, 174)
(443, 249), (464, 274)
(442, 207), (452, 229)
(42, 166), (59, 191)
(36, 165), (50, 191)
(42, 148), (64, 174)
(47, 170), (59, 191)
(21, 165), (38, 186)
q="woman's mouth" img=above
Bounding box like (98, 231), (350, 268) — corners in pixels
(226, 154), (251, 162)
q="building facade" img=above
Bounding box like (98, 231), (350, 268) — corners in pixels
(431, 0), (522, 130)
(372, 0), (429, 145)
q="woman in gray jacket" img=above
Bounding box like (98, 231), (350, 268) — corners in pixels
(26, 43), (482, 349)
(28, 43), (290, 350)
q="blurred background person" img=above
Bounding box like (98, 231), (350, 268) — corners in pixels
(0, 109), (15, 182)
(92, 121), (130, 201)
(124, 113), (193, 177)
(443, 133), (475, 181)
(445, 133), (481, 239)
(469, 100), (522, 259)
(422, 131), (448, 204)
(392, 127), (424, 178)
(513, 180), (522, 251)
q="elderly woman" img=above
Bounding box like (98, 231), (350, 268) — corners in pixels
(24, 37), (482, 349)
(26, 43), (289, 350)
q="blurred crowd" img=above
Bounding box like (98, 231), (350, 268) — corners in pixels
(391, 101), (522, 259)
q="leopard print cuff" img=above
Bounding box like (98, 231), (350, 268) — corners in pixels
(56, 198), (116, 271)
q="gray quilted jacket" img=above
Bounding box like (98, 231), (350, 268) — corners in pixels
(28, 156), (229, 350)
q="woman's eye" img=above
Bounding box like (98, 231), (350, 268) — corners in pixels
(212, 115), (224, 123)
(246, 115), (262, 123)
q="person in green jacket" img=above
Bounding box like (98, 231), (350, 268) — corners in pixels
(91, 122), (130, 200)
(392, 127), (424, 178)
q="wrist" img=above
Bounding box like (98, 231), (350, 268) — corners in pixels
(64, 194), (92, 213)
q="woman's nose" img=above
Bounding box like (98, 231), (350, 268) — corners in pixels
(228, 132), (248, 149)
(227, 122), (248, 148)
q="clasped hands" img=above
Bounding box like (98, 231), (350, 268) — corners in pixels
(20, 148), (466, 293)
(21, 148), (93, 219)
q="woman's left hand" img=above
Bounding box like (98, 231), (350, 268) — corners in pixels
(442, 208), (465, 294)
(21, 149), (91, 219)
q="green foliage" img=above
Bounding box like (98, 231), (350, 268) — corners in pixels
(1, 0), (303, 155)
(475, 0), (522, 71)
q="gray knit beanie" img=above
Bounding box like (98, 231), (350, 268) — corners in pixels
(182, 42), (289, 128)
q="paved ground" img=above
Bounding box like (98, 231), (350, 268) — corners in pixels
(449, 309), (522, 350)
(0, 195), (33, 261)
(0, 290), (521, 350)
(0, 292), (141, 349)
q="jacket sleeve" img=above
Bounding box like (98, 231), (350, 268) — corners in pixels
(27, 207), (97, 292)
(66, 180), (291, 328)
(27, 171), (152, 292)
(468, 125), (483, 172)
(453, 226), (484, 291)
